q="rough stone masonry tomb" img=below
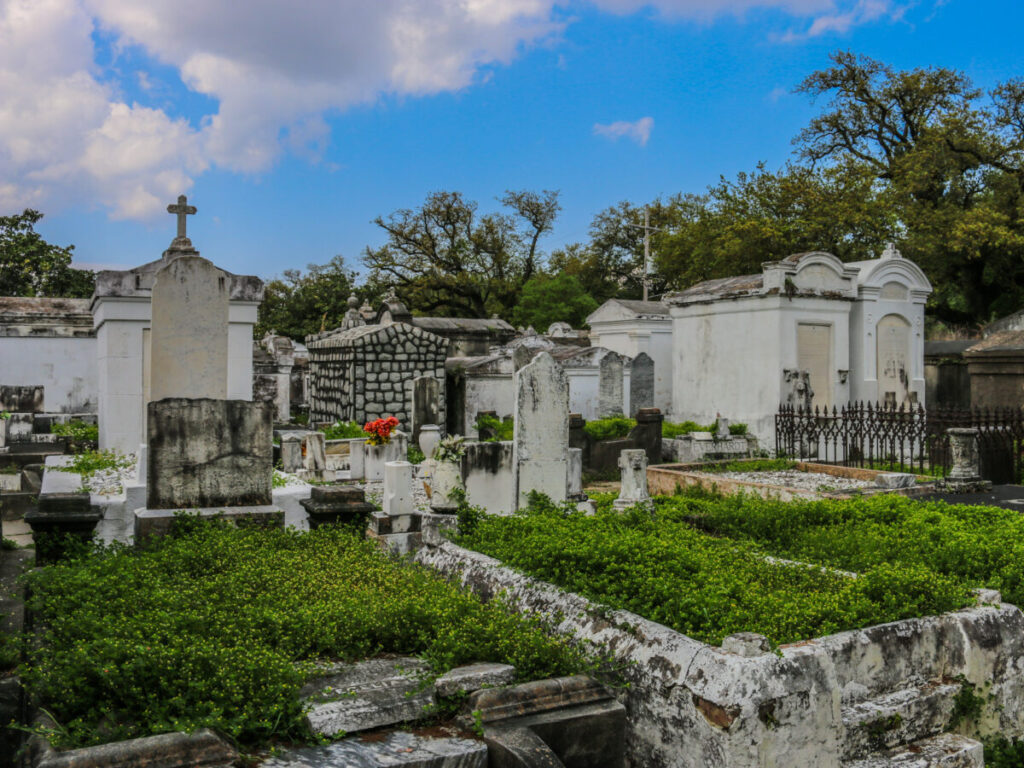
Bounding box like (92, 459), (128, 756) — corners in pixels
(8, 209), (1024, 768)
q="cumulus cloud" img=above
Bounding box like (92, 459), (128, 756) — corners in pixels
(0, 0), (918, 220)
(593, 116), (654, 146)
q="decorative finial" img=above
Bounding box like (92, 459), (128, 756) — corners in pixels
(881, 242), (901, 260)
(347, 294), (359, 310)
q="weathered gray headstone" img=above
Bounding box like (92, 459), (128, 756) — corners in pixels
(514, 352), (569, 508)
(303, 431), (326, 473)
(280, 435), (302, 472)
(613, 448), (652, 511)
(628, 353), (654, 417)
(411, 376), (440, 443)
(598, 353), (624, 418)
(150, 255), (229, 401)
(147, 398), (273, 509)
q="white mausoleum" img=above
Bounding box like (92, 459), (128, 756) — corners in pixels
(663, 245), (931, 441)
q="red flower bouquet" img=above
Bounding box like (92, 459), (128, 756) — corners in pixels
(364, 416), (399, 446)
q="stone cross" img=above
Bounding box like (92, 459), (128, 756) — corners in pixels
(167, 194), (197, 240)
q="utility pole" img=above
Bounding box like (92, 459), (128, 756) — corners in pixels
(627, 205), (666, 302)
(643, 207), (651, 303)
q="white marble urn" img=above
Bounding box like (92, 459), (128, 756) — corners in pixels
(418, 425), (441, 459)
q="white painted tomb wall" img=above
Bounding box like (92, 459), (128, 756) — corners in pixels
(0, 335), (97, 412)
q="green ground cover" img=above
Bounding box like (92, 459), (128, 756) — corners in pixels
(22, 519), (584, 749)
(662, 420), (747, 438)
(671, 491), (1024, 607)
(455, 494), (971, 647)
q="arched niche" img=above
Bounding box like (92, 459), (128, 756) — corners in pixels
(876, 314), (913, 406)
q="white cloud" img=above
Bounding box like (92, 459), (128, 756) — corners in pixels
(779, 0), (906, 41)
(0, 0), (919, 221)
(593, 116), (654, 146)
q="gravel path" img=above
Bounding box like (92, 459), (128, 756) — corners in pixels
(716, 469), (872, 492)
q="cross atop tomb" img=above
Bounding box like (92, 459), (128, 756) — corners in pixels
(164, 194), (198, 257)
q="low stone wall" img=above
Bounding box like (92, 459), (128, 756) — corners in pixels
(416, 540), (1024, 767)
(647, 461), (934, 501)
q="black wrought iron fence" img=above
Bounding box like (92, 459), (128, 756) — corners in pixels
(775, 402), (1024, 483)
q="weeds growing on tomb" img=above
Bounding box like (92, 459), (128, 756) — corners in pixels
(662, 420), (747, 438)
(457, 494), (972, 646)
(65, 450), (132, 479)
(319, 420), (365, 440)
(582, 416), (635, 441)
(22, 519), (584, 749)
(473, 413), (513, 441)
(49, 420), (99, 452)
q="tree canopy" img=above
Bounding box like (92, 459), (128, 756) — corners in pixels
(0, 210), (94, 298)
(256, 255), (358, 339)
(363, 190), (560, 318)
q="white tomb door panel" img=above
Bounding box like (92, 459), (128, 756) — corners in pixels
(797, 323), (833, 409)
(876, 314), (912, 406)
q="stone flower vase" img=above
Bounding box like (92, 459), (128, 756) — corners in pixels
(418, 425), (441, 459)
(429, 460), (464, 512)
(363, 437), (404, 482)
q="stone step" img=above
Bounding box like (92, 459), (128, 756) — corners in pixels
(842, 732), (983, 768)
(261, 730), (487, 768)
(842, 682), (961, 759)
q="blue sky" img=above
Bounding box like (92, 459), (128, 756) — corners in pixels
(1, 0), (1020, 282)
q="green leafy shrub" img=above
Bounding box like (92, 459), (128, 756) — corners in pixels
(583, 416), (635, 442)
(661, 492), (1024, 608)
(23, 521), (584, 749)
(66, 450), (132, 479)
(433, 435), (466, 463)
(320, 421), (365, 440)
(662, 420), (747, 438)
(474, 413), (513, 442)
(662, 420), (715, 438)
(456, 497), (971, 647)
(984, 737), (1024, 768)
(407, 444), (426, 464)
(50, 420), (99, 452)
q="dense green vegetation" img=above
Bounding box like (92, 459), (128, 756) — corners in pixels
(455, 495), (971, 646)
(473, 413), (514, 442)
(672, 491), (1024, 608)
(319, 421), (366, 440)
(23, 519), (584, 749)
(49, 420), (99, 453)
(662, 420), (747, 438)
(582, 416), (635, 441)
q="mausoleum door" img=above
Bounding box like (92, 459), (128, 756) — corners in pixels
(876, 314), (912, 406)
(797, 323), (833, 409)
